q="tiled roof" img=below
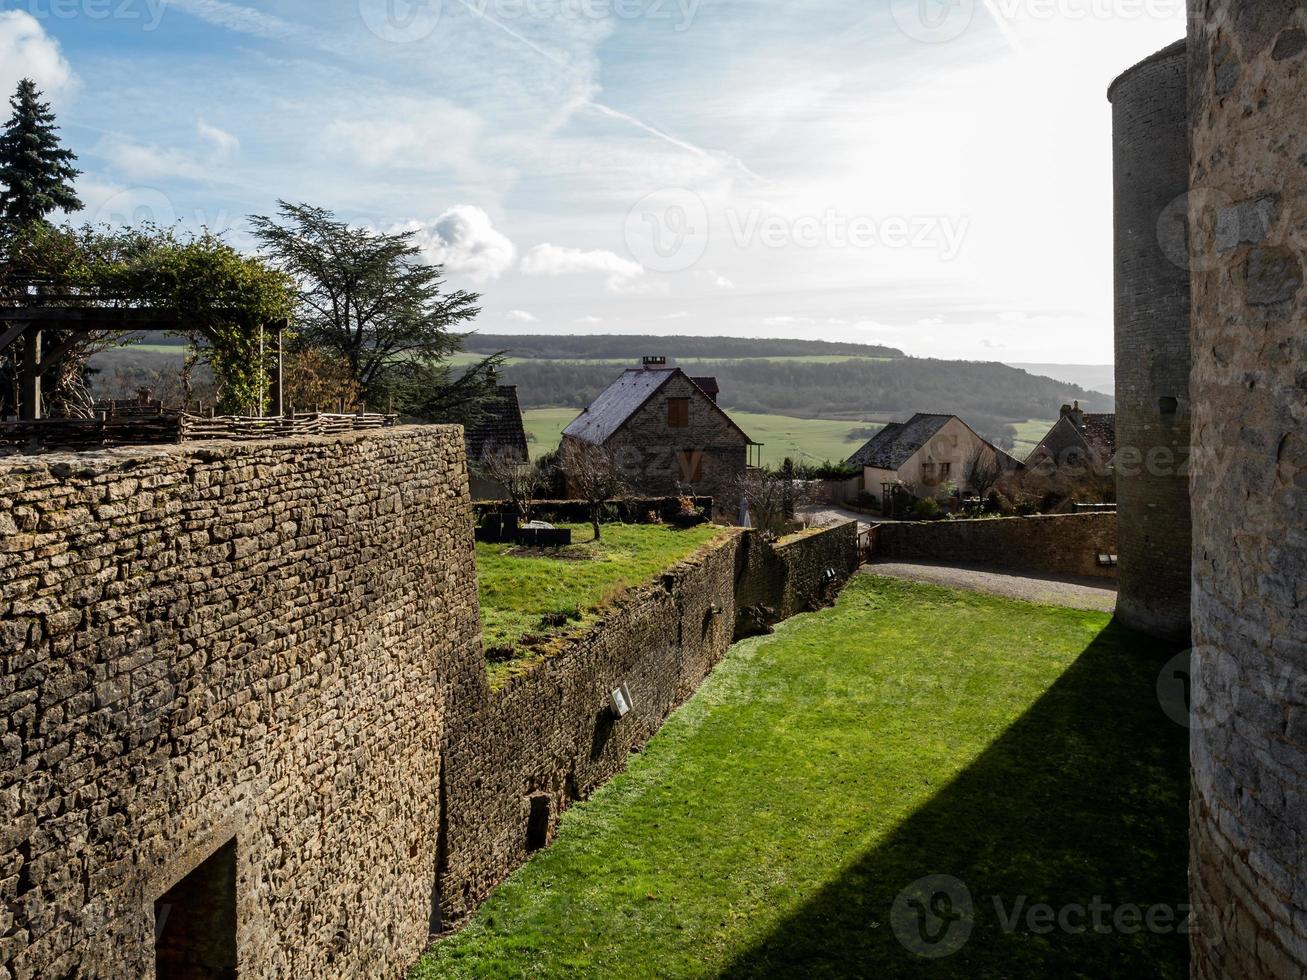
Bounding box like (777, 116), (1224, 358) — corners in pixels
(846, 414), (953, 469)
(1080, 413), (1117, 459)
(563, 368), (678, 445)
(465, 386), (529, 462)
(690, 376), (720, 399)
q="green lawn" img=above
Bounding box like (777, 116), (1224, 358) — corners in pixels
(522, 408), (882, 467)
(417, 576), (1189, 978)
(477, 523), (729, 687)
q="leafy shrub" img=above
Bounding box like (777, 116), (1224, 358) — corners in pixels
(913, 497), (942, 520)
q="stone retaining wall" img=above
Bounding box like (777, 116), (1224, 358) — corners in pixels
(872, 513), (1118, 580)
(0, 427), (481, 979)
(435, 520), (859, 925)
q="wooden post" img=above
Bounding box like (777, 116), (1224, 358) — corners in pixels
(19, 324), (39, 422)
(257, 323), (266, 419)
(270, 323), (285, 418)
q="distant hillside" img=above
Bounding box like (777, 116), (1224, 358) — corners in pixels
(464, 334), (904, 360)
(1007, 363), (1115, 397)
(500, 354), (1112, 449)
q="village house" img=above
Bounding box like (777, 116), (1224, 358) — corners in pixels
(560, 357), (759, 517)
(846, 413), (1018, 502)
(465, 384), (530, 500)
(1025, 401), (1117, 475)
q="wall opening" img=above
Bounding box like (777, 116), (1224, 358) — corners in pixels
(1158, 396), (1179, 415)
(154, 838), (238, 980)
(526, 795), (551, 853)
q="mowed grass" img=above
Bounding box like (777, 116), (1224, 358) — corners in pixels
(416, 576), (1189, 979)
(477, 523), (729, 687)
(522, 408), (881, 467)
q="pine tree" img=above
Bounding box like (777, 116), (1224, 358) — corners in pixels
(0, 79), (83, 225)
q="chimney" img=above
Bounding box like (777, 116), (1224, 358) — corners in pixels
(642, 356), (667, 369)
(1069, 400), (1085, 429)
(1060, 403), (1073, 418)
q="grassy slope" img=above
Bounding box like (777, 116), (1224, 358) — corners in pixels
(523, 408), (884, 467)
(1011, 418), (1056, 459)
(477, 523), (727, 687)
(417, 577), (1188, 979)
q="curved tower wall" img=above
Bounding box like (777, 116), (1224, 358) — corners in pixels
(1188, 1), (1307, 977)
(1108, 39), (1193, 643)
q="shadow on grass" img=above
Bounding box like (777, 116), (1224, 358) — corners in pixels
(720, 620), (1190, 980)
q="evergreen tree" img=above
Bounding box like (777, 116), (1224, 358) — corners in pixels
(0, 79), (83, 225)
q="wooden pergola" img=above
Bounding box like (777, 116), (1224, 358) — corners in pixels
(0, 306), (287, 421)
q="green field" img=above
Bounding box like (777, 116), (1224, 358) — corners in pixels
(523, 408), (881, 467)
(417, 576), (1188, 978)
(1011, 418), (1055, 459)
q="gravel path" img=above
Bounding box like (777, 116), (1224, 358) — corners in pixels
(861, 560), (1118, 612)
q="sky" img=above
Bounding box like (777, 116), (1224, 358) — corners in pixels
(0, 0), (1187, 362)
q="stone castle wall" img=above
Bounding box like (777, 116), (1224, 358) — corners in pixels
(1109, 38), (1194, 643)
(436, 521), (859, 924)
(0, 428), (481, 979)
(872, 513), (1118, 581)
(1187, 1), (1307, 977)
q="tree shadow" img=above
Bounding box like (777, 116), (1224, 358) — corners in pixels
(721, 621), (1190, 980)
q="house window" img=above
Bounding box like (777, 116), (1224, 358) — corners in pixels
(667, 398), (690, 428)
(921, 461), (937, 485)
(939, 462), (952, 481)
(677, 451), (704, 482)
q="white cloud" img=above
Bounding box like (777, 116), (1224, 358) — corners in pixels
(576, 315), (603, 324)
(400, 206), (517, 283)
(506, 309), (537, 323)
(664, 311), (691, 319)
(197, 119), (239, 160)
(697, 269), (735, 289)
(521, 243), (653, 293)
(97, 138), (211, 182)
(0, 12), (75, 103)
(324, 102), (484, 172)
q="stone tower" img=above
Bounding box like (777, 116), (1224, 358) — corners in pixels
(1107, 39), (1193, 643)
(1188, 1), (1307, 976)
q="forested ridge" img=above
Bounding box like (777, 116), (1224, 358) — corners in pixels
(499, 354), (1111, 447)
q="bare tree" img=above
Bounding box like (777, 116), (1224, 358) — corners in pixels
(965, 445), (1004, 503)
(562, 441), (627, 541)
(731, 469), (815, 538)
(474, 445), (542, 525)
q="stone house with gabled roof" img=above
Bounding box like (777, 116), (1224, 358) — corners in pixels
(465, 385), (530, 500)
(847, 413), (1019, 500)
(1024, 402), (1117, 475)
(561, 360), (758, 517)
